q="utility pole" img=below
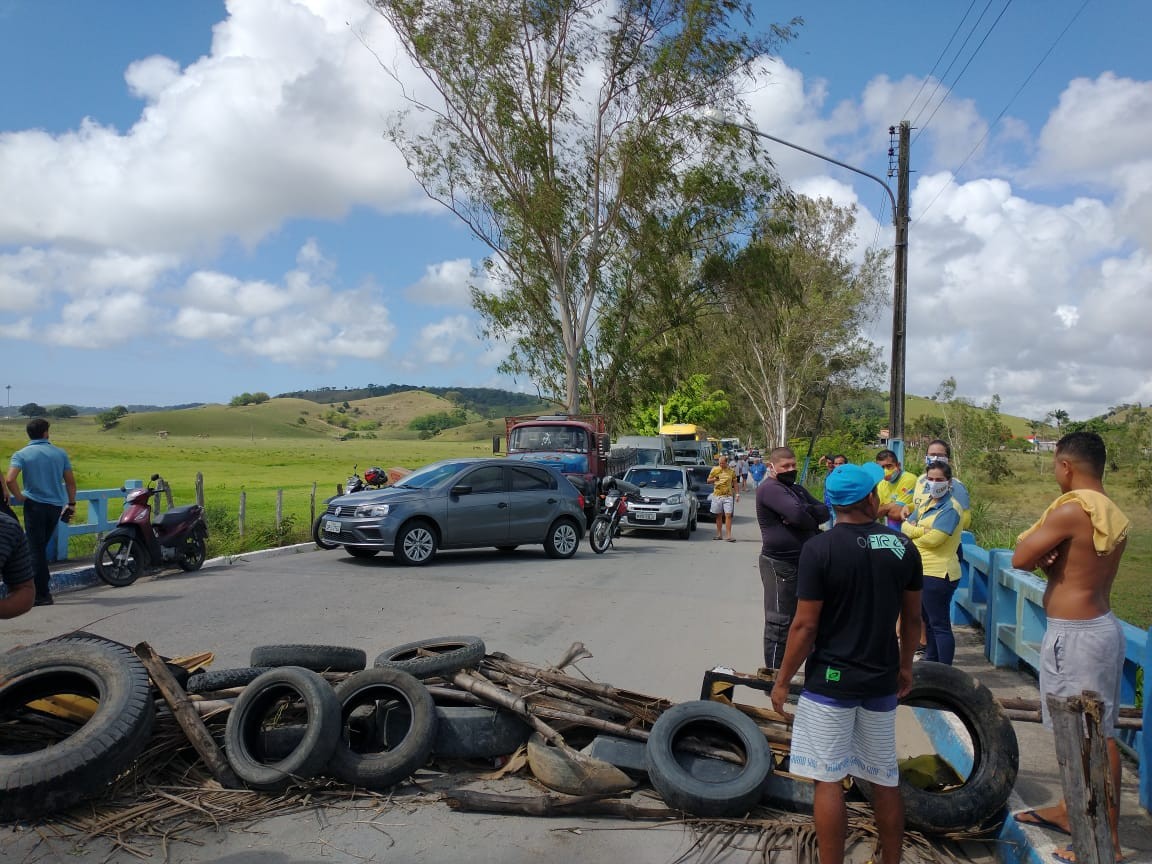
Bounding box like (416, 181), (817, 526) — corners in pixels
(888, 121), (911, 463)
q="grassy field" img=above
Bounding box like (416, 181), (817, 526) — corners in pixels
(904, 394), (1045, 439)
(4, 400), (1146, 627)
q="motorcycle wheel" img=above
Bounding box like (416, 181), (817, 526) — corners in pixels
(95, 536), (148, 587)
(178, 533), (207, 572)
(312, 516), (339, 550)
(589, 516), (614, 554)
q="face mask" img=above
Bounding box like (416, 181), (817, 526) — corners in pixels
(775, 470), (797, 485)
(926, 454), (949, 467)
(927, 480), (950, 499)
(885, 468), (901, 483)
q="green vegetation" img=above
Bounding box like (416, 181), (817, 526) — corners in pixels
(229, 392), (270, 407)
(409, 408), (470, 437)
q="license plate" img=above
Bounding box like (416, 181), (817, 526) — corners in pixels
(323, 520), (341, 533)
(634, 511), (657, 521)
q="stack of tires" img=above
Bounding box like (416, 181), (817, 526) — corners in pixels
(200, 637), (531, 793)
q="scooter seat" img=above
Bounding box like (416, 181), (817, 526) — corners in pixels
(155, 505), (200, 528)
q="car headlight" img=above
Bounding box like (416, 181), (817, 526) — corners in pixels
(355, 504), (391, 518)
(665, 494), (682, 505)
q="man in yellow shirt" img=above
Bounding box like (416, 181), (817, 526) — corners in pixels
(707, 454), (739, 541)
(874, 450), (917, 531)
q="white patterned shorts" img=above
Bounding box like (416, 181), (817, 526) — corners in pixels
(788, 693), (900, 787)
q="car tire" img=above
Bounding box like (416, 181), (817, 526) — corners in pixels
(394, 520), (437, 566)
(373, 636), (486, 679)
(345, 546), (379, 559)
(544, 517), (580, 559)
(186, 666), (274, 694)
(0, 640), (156, 822)
(326, 668), (436, 788)
(250, 644), (367, 673)
(856, 662), (1019, 834)
(313, 516), (339, 550)
(224, 666), (342, 791)
(645, 700), (774, 818)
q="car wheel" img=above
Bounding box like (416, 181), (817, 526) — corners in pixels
(544, 518), (580, 559)
(345, 546), (379, 559)
(313, 516), (339, 550)
(395, 520), (437, 566)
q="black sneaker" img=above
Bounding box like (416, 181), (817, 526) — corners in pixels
(33, 595), (55, 606)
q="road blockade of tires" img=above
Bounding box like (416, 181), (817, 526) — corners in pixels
(0, 633), (1021, 845)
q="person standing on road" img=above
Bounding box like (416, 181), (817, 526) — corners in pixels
(874, 449), (917, 530)
(900, 461), (964, 665)
(771, 463), (923, 864)
(0, 512), (34, 619)
(749, 456), (768, 489)
(6, 418), (76, 607)
(821, 455), (848, 528)
(756, 446), (829, 669)
(1010, 432), (1129, 859)
(707, 454), (739, 541)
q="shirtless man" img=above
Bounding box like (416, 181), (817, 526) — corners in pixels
(1010, 432), (1129, 860)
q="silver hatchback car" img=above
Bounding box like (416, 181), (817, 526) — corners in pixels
(319, 458), (585, 565)
(620, 465), (699, 539)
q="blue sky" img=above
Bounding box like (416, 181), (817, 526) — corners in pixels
(2, 0), (1150, 421)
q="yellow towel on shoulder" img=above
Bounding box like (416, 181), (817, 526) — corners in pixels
(1017, 489), (1130, 556)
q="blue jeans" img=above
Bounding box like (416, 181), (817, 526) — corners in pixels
(921, 575), (959, 665)
(22, 498), (62, 600)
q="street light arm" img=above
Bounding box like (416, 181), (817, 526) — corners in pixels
(703, 116), (897, 225)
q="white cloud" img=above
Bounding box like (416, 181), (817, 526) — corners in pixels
(415, 314), (474, 364)
(404, 258), (478, 307)
(0, 0), (428, 256)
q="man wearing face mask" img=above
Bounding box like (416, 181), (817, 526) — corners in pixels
(874, 449), (917, 530)
(756, 446), (830, 670)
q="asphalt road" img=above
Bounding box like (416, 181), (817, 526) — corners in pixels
(4, 509), (819, 864)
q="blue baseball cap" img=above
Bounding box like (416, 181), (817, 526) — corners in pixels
(825, 462), (885, 506)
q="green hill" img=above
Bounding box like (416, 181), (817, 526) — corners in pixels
(904, 395), (1047, 439)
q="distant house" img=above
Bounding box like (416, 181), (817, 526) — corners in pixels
(1026, 435), (1056, 453)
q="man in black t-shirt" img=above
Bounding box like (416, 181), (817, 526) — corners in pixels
(0, 512), (34, 619)
(771, 463), (923, 864)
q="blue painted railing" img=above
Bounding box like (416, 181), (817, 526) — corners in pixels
(954, 531), (1151, 813)
(10, 481), (141, 561)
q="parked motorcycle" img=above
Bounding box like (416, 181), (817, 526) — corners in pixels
(94, 474), (208, 587)
(312, 465), (388, 550)
(589, 477), (641, 554)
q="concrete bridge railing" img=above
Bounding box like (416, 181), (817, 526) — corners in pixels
(955, 531), (1151, 813)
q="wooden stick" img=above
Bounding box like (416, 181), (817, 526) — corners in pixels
(449, 669), (567, 746)
(1001, 707), (1139, 729)
(134, 642), (241, 789)
(445, 788), (677, 819)
(1047, 692), (1114, 864)
(997, 695), (1141, 721)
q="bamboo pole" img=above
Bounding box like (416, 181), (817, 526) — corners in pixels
(133, 643), (240, 788)
(450, 670), (567, 745)
(238, 491), (246, 538)
(195, 472), (204, 508)
(310, 482), (317, 526)
(275, 489), (283, 531)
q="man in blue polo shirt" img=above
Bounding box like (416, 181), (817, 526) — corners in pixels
(6, 418), (76, 606)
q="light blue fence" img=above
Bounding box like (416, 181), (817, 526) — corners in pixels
(9, 481), (141, 561)
(954, 531), (1151, 813)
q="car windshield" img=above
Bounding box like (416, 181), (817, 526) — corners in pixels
(688, 467), (712, 484)
(392, 461), (469, 490)
(625, 469), (683, 489)
(509, 425), (588, 453)
(632, 448), (664, 465)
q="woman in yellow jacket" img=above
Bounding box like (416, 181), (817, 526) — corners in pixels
(901, 462), (965, 665)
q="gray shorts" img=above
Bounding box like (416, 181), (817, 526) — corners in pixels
(1039, 612), (1125, 734)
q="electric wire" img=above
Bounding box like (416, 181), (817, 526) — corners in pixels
(902, 0), (979, 121)
(909, 0), (998, 129)
(915, 0), (1090, 224)
(914, 0), (1015, 144)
